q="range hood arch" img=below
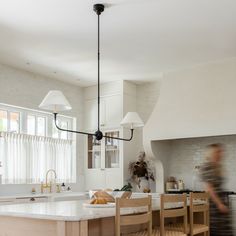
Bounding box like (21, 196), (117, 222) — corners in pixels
(143, 59), (236, 193)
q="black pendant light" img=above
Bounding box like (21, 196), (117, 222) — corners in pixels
(39, 4), (144, 141)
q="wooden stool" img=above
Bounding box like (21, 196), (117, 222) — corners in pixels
(115, 195), (185, 236)
(157, 194), (188, 236)
(189, 192), (209, 236)
(127, 228), (186, 236)
(115, 196), (152, 236)
(165, 192), (209, 236)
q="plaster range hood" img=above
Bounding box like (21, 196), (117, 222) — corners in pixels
(143, 59), (236, 192)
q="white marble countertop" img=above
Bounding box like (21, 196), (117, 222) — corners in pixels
(0, 197), (187, 221)
(0, 191), (87, 201)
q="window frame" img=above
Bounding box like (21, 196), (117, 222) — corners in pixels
(0, 103), (75, 140)
(0, 103), (77, 185)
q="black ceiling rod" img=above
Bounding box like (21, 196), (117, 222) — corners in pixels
(52, 4), (136, 142)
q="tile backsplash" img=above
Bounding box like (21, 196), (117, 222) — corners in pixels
(166, 135), (236, 191)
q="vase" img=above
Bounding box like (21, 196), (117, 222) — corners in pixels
(137, 177), (150, 193)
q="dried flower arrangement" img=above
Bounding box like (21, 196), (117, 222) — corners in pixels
(128, 152), (155, 188)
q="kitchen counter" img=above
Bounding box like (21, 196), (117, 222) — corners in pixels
(0, 196), (197, 221)
(0, 197), (168, 221)
(0, 196), (205, 236)
(0, 191), (87, 200)
(0, 191), (88, 205)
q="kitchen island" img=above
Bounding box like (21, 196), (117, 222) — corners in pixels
(0, 198), (205, 236)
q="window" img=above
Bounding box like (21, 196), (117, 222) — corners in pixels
(53, 119), (69, 140)
(27, 115), (36, 135)
(37, 117), (46, 136)
(0, 110), (20, 133)
(9, 112), (20, 133)
(0, 110), (7, 132)
(0, 103), (76, 184)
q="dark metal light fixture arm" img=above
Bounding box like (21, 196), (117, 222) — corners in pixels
(51, 5), (137, 142)
(54, 113), (134, 141)
(53, 113), (94, 136)
(103, 129), (134, 142)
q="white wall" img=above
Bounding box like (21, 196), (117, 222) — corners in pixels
(135, 81), (161, 152)
(0, 63), (85, 195)
(167, 135), (236, 191)
(144, 58), (236, 142)
(143, 58), (236, 192)
(136, 81), (161, 124)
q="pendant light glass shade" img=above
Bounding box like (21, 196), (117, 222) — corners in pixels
(39, 90), (72, 112)
(120, 112), (144, 129)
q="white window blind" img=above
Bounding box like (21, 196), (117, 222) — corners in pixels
(0, 132), (75, 184)
(0, 103), (76, 184)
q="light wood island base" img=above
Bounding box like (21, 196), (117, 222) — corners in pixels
(0, 211), (206, 236)
(0, 217), (88, 236)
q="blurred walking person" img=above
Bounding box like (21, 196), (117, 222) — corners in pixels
(200, 143), (234, 236)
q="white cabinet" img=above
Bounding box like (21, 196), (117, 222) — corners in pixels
(104, 95), (122, 128)
(84, 81), (140, 191)
(85, 99), (106, 131)
(85, 169), (106, 190)
(85, 95), (122, 131)
(85, 130), (122, 190)
(105, 168), (122, 189)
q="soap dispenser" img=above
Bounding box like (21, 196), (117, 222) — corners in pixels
(61, 183), (66, 192)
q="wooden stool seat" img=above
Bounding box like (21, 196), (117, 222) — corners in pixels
(165, 223), (190, 234)
(191, 224), (209, 235)
(125, 228), (187, 236)
(165, 223), (209, 235)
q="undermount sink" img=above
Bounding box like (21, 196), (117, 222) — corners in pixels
(50, 192), (88, 202)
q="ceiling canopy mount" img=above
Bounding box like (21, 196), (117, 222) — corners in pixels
(93, 4), (105, 15)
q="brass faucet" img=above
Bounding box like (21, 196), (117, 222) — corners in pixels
(41, 169), (57, 193)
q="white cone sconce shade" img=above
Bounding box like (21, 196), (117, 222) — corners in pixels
(39, 90), (72, 112)
(120, 112), (144, 129)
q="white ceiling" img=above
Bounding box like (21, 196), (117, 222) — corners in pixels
(0, 0), (235, 86)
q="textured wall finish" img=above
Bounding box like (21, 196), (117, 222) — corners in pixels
(167, 135), (236, 191)
(136, 81), (161, 152)
(0, 63), (85, 195)
(143, 59), (236, 192)
(136, 81), (161, 124)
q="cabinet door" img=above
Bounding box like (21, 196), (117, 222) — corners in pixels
(105, 131), (120, 169)
(105, 168), (122, 189)
(85, 131), (122, 190)
(85, 169), (106, 190)
(87, 135), (102, 169)
(104, 95), (122, 128)
(85, 100), (97, 131)
(85, 135), (106, 190)
(85, 99), (105, 131)
(104, 131), (122, 189)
